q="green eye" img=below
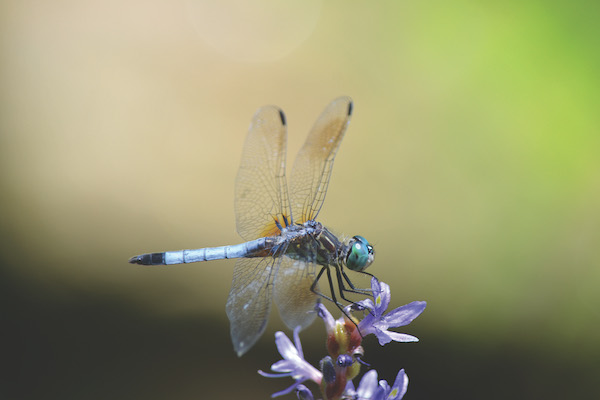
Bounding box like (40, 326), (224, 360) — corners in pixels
(346, 235), (374, 271)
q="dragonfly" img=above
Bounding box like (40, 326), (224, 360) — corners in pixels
(129, 96), (375, 356)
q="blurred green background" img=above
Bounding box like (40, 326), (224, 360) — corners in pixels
(1, 0), (599, 399)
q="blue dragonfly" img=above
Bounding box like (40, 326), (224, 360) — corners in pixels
(129, 97), (375, 356)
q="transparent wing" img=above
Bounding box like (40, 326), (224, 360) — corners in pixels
(274, 257), (319, 331)
(289, 96), (353, 223)
(226, 256), (277, 356)
(235, 106), (291, 241)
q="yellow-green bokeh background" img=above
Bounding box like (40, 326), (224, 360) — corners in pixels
(1, 1), (598, 399)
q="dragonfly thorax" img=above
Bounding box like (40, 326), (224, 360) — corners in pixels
(278, 221), (338, 266)
(279, 221), (374, 272)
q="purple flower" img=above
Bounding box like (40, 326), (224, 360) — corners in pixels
(295, 384), (315, 400)
(261, 279), (423, 399)
(380, 369), (409, 400)
(344, 369), (409, 400)
(357, 278), (427, 346)
(259, 327), (322, 397)
(316, 302), (336, 333)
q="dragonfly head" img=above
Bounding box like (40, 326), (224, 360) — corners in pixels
(345, 235), (375, 271)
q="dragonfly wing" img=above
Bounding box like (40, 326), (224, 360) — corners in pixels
(289, 96), (353, 223)
(235, 106), (292, 241)
(274, 256), (319, 331)
(226, 256), (277, 356)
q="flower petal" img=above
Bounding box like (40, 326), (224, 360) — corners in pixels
(384, 331), (419, 343)
(370, 277), (381, 295)
(356, 370), (380, 398)
(316, 303), (336, 333)
(344, 380), (357, 397)
(374, 280), (391, 312)
(358, 317), (375, 334)
(275, 331), (299, 360)
(271, 360), (297, 373)
(382, 301), (427, 327)
(258, 370), (290, 378)
(373, 327), (395, 346)
(293, 327), (304, 359)
(271, 381), (301, 398)
(378, 379), (390, 394)
(387, 369), (408, 400)
(356, 298), (375, 312)
(295, 384), (314, 400)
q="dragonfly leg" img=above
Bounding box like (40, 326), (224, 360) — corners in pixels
(307, 234), (345, 308)
(334, 265), (366, 301)
(334, 266), (375, 317)
(340, 269), (374, 296)
(338, 268), (373, 294)
(325, 266), (365, 328)
(311, 265), (358, 319)
(355, 269), (377, 281)
(310, 264), (372, 309)
(310, 265), (341, 306)
(310, 266), (368, 332)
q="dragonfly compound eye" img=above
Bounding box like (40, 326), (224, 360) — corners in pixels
(346, 235), (375, 271)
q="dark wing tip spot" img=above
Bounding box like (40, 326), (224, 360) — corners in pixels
(347, 101), (354, 116)
(278, 110), (286, 126)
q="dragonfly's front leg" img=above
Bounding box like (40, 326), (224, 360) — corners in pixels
(339, 268), (375, 296)
(332, 266), (376, 318)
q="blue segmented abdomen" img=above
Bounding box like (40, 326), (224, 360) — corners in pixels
(128, 237), (270, 265)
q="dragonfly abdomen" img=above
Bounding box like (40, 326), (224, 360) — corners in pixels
(128, 237), (273, 265)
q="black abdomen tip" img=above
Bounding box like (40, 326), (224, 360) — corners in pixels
(347, 101), (353, 116)
(128, 253), (165, 265)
